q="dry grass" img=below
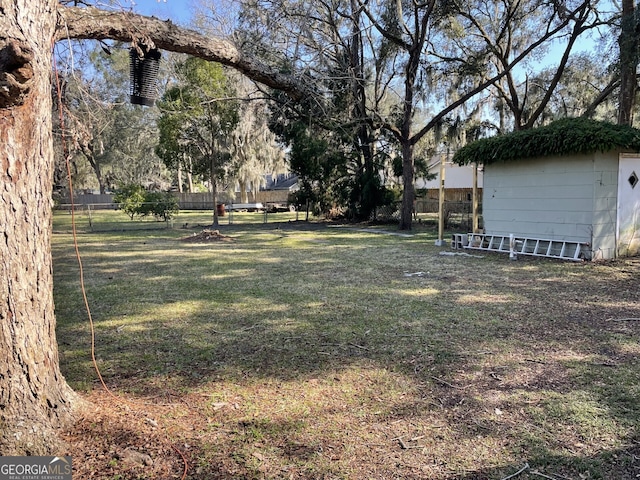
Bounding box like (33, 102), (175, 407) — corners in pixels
(52, 212), (640, 479)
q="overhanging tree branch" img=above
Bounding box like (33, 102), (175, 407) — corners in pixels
(583, 76), (620, 117)
(55, 5), (310, 101)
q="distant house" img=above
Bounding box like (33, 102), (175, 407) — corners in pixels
(415, 161), (483, 211)
(454, 118), (640, 260)
(252, 173), (298, 204)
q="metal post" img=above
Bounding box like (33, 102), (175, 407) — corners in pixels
(472, 162), (479, 233)
(509, 234), (518, 260)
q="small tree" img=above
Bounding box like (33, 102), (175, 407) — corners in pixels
(113, 183), (146, 220)
(141, 191), (179, 222)
(157, 57), (239, 226)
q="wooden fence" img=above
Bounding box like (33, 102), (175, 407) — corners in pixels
(57, 190), (292, 210)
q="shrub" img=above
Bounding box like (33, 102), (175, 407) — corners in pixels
(142, 191), (179, 221)
(114, 184), (179, 221)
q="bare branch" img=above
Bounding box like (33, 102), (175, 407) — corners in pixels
(582, 76), (619, 117)
(359, 0), (411, 50)
(410, 0), (600, 144)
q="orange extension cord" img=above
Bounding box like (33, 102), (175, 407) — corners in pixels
(52, 48), (188, 480)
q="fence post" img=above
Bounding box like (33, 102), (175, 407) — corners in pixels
(435, 152), (446, 246)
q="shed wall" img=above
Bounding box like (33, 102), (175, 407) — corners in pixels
(483, 152), (622, 259)
(483, 152), (619, 259)
(483, 155), (595, 243)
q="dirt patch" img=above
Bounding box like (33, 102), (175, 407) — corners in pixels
(180, 229), (234, 243)
(61, 393), (188, 480)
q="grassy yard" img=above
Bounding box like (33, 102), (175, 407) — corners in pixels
(52, 210), (640, 479)
(53, 206), (306, 232)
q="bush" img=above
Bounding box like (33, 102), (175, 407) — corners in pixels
(114, 184), (179, 222)
(114, 184), (146, 220)
(142, 191), (179, 221)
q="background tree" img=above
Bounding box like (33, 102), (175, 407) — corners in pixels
(523, 52), (617, 121)
(447, 0), (603, 132)
(157, 56), (239, 225)
(284, 120), (350, 216)
(618, 0), (638, 125)
(236, 0), (399, 220)
(230, 94), (287, 203)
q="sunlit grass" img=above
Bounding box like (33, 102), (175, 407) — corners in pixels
(53, 207), (310, 233)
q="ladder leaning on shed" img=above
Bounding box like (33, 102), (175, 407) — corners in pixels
(451, 233), (589, 261)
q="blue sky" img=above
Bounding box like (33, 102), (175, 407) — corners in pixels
(128, 0), (194, 25)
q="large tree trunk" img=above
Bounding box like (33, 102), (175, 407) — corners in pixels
(398, 46), (421, 231)
(399, 140), (415, 230)
(1, 0), (80, 454)
(618, 0), (638, 126)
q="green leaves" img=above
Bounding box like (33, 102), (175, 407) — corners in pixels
(113, 184), (147, 219)
(453, 118), (640, 165)
(114, 183), (179, 221)
(156, 57), (240, 178)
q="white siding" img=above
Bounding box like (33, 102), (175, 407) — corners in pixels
(481, 150), (626, 260)
(483, 155), (595, 244)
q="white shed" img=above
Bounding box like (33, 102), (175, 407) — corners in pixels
(453, 118), (640, 260)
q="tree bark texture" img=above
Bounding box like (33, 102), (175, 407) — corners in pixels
(399, 141), (415, 230)
(1, 0), (79, 455)
(399, 45), (421, 231)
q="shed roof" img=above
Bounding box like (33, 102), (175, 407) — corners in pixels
(453, 118), (640, 166)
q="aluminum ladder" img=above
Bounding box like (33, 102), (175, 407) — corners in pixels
(453, 233), (588, 261)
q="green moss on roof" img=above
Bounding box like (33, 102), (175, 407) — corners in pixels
(453, 117), (640, 166)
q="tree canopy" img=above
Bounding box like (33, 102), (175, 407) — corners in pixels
(157, 56), (239, 224)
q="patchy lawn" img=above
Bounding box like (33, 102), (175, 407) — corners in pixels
(52, 212), (640, 479)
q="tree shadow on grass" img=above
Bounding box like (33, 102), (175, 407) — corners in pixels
(450, 442), (640, 480)
(53, 226), (640, 479)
